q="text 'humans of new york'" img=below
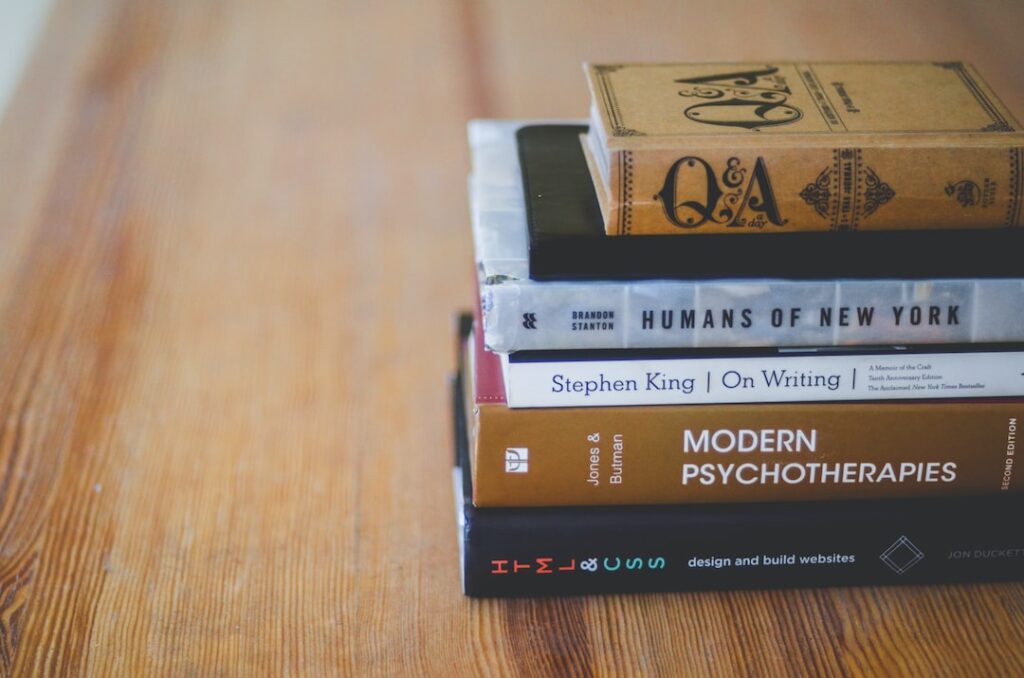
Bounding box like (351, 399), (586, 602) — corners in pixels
(641, 305), (960, 330)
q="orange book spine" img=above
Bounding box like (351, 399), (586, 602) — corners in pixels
(594, 143), (1023, 236)
(584, 62), (1024, 236)
(469, 395), (1021, 508)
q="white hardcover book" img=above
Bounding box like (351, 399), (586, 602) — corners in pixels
(500, 348), (1024, 408)
(469, 119), (1024, 354)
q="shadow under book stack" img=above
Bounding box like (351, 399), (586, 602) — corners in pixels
(454, 62), (1024, 597)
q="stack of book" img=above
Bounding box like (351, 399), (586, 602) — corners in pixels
(453, 62), (1024, 597)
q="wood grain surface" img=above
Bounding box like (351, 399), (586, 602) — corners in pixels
(0, 0), (1022, 675)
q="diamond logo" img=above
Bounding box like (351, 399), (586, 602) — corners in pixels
(879, 536), (925, 574)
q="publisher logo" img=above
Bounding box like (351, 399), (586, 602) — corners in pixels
(522, 313), (538, 330)
(946, 179), (980, 207)
(505, 448), (528, 473)
(945, 177), (996, 208)
(879, 536), (925, 574)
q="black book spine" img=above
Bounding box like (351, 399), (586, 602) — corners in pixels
(461, 493), (1024, 597)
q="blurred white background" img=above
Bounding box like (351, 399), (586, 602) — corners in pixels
(0, 0), (53, 118)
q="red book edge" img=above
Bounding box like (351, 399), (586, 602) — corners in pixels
(472, 287), (507, 406)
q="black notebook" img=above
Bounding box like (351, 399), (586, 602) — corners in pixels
(518, 124), (1024, 281)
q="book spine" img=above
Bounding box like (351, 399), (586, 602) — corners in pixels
(461, 490), (1024, 597)
(480, 279), (1024, 353)
(471, 400), (1021, 507)
(604, 145), (1024, 236)
(504, 349), (1024, 408)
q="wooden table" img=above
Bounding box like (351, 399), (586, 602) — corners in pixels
(1, 0), (1022, 674)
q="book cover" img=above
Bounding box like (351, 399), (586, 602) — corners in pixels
(468, 121), (1024, 352)
(467, 321), (1021, 508)
(451, 334), (1024, 597)
(584, 62), (1024, 235)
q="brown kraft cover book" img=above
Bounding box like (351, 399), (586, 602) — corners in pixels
(584, 62), (1024, 235)
(467, 327), (1021, 508)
